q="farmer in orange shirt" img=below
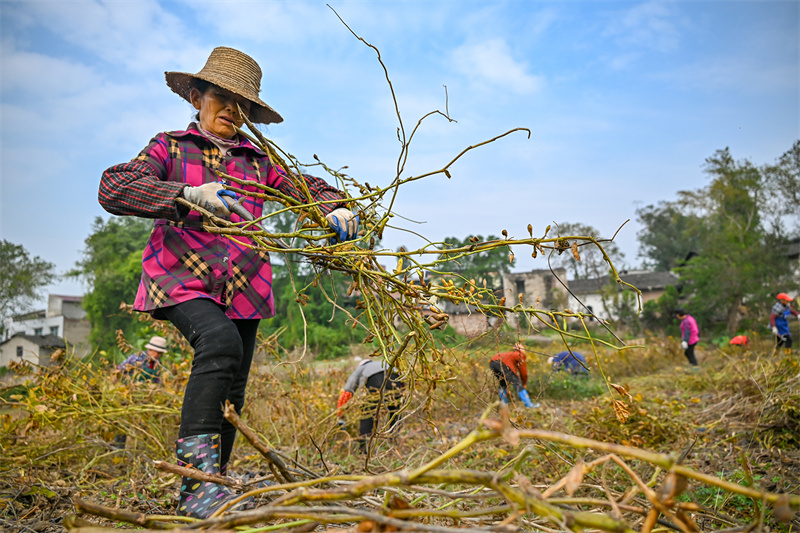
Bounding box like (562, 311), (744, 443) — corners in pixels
(489, 343), (537, 408)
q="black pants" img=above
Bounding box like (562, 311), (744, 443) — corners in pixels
(489, 360), (523, 392)
(161, 298), (259, 467)
(777, 333), (793, 349)
(359, 372), (403, 449)
(684, 343), (698, 366)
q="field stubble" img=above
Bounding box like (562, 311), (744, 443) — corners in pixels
(1, 335), (799, 532)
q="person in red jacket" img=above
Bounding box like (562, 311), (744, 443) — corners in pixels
(489, 343), (537, 408)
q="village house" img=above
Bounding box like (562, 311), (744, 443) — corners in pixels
(567, 270), (679, 321)
(0, 294), (91, 367)
(500, 268), (569, 329)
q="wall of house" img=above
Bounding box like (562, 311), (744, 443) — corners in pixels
(64, 318), (93, 358)
(567, 293), (607, 320)
(501, 269), (568, 328)
(2, 295), (90, 356)
(568, 288), (668, 322)
(49, 296), (87, 320)
(3, 315), (64, 339)
(0, 338), (51, 368)
(448, 312), (492, 338)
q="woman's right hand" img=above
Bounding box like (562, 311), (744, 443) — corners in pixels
(182, 183), (254, 221)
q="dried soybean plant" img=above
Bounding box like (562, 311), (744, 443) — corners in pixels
(69, 403), (800, 532)
(64, 23), (800, 533)
(167, 14), (638, 431)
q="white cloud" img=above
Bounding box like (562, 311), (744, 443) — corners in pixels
(7, 1), (194, 73)
(604, 1), (680, 54)
(1, 48), (100, 97)
(451, 39), (543, 96)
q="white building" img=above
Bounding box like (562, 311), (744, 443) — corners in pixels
(567, 271), (679, 321)
(1, 295), (91, 366)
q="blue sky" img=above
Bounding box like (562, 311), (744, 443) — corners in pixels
(1, 0), (798, 301)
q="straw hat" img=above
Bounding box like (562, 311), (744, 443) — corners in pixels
(145, 336), (168, 353)
(165, 46), (283, 124)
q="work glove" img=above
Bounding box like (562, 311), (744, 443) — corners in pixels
(325, 208), (359, 243)
(772, 327), (780, 336)
(336, 418), (346, 427)
(182, 183), (254, 222)
(680, 341), (688, 350)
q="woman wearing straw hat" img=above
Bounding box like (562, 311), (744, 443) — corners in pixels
(117, 335), (168, 383)
(99, 47), (359, 518)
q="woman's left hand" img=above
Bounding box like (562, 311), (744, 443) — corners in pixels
(326, 208), (359, 243)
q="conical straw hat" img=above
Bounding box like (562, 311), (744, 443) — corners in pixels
(165, 46), (283, 124)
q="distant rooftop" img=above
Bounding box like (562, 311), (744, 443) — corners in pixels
(569, 271), (679, 294)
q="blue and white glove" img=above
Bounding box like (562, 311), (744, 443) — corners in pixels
(325, 208), (359, 243)
(680, 341), (688, 350)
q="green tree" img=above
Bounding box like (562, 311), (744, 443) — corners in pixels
(636, 203), (703, 271)
(261, 263), (362, 359)
(638, 147), (796, 333)
(763, 140), (800, 230)
(69, 217), (152, 349)
(0, 240), (57, 318)
(549, 223), (625, 280)
(439, 235), (513, 283)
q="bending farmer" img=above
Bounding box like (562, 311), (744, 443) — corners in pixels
(547, 351), (589, 374)
(337, 359), (404, 451)
(489, 343), (537, 408)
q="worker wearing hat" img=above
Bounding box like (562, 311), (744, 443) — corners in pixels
(770, 293), (799, 354)
(117, 335), (168, 383)
(99, 46), (359, 518)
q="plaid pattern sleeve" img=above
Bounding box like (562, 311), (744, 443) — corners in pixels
(273, 168), (347, 216)
(99, 134), (186, 219)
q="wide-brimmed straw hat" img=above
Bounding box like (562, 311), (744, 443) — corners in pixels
(145, 336), (168, 353)
(165, 46), (283, 124)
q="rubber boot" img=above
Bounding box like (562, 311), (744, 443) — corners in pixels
(517, 389), (538, 408)
(176, 434), (248, 518)
(498, 388), (509, 404)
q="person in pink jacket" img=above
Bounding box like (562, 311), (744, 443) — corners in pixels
(675, 309), (699, 366)
(99, 47), (359, 518)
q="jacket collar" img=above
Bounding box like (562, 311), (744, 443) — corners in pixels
(169, 123), (267, 156)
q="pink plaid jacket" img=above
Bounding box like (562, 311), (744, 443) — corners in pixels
(99, 123), (346, 319)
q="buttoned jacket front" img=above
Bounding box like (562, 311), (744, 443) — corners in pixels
(99, 123), (345, 319)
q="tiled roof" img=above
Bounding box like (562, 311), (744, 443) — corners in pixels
(569, 271), (679, 294)
(1, 334), (66, 348)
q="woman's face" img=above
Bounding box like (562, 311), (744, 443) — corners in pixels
(190, 84), (251, 139)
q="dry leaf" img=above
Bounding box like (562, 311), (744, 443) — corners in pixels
(481, 418), (503, 431)
(613, 399), (630, 423)
(357, 521), (376, 532)
(571, 241), (581, 261)
(773, 494), (795, 523)
(564, 460), (585, 496)
(498, 404), (520, 446)
(657, 471), (688, 506)
(610, 383), (633, 402)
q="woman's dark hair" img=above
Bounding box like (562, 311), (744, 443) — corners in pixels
(674, 308), (687, 317)
(191, 79), (213, 121)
